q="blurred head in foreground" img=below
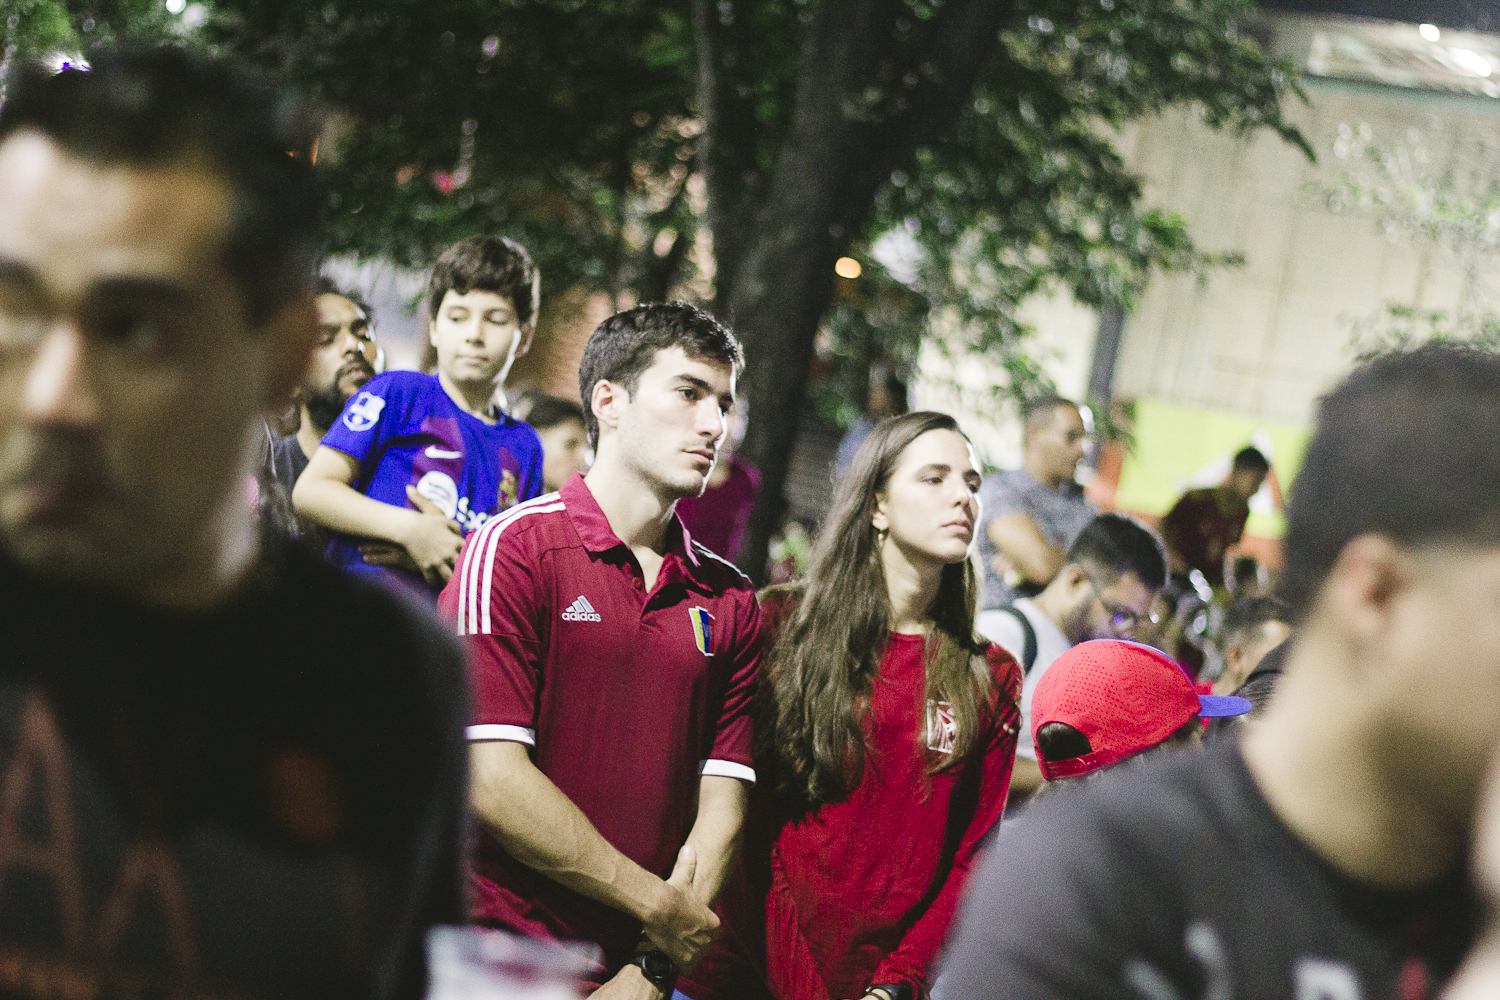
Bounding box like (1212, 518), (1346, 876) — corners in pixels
(0, 46), (321, 604)
(1257, 343), (1500, 847)
(1033, 639), (1250, 782)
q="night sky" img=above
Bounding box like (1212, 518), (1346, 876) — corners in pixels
(1259, 0), (1500, 33)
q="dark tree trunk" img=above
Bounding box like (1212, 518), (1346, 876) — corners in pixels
(697, 0), (1018, 582)
(692, 0), (768, 320)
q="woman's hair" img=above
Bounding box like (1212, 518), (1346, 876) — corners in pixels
(759, 411), (993, 812)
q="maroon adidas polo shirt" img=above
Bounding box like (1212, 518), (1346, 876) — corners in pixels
(436, 472), (762, 971)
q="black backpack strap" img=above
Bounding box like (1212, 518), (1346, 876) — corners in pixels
(999, 604), (1038, 676)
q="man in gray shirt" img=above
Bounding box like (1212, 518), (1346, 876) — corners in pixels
(978, 395), (1097, 609)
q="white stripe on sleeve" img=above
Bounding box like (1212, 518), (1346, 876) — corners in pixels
(456, 493), (564, 636)
(699, 759), (756, 784)
(455, 524), (471, 636)
(466, 724), (537, 745)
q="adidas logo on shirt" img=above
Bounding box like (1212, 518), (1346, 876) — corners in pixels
(562, 596), (601, 622)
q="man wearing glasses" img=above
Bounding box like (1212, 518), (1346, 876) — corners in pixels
(977, 513), (1167, 800)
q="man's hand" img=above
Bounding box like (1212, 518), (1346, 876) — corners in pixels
(357, 541), (419, 572)
(641, 845), (719, 971)
(396, 485), (464, 584)
(588, 965), (664, 1000)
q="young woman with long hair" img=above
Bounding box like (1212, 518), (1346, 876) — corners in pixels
(679, 411), (1022, 1000)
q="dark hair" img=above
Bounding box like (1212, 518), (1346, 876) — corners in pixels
(1036, 722), (1094, 762)
(576, 302), (743, 446)
(316, 276), (374, 326)
(1035, 717), (1205, 768)
(1031, 717), (1200, 800)
(524, 394), (585, 433)
(1021, 393), (1079, 434)
(760, 412), (999, 812)
(1232, 446), (1270, 474)
(1066, 513), (1168, 591)
(0, 47), (322, 324)
(1222, 595), (1290, 648)
(1283, 344), (1500, 617)
(425, 235), (539, 326)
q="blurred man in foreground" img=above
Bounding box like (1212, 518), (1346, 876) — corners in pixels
(941, 345), (1492, 997)
(0, 48), (466, 999)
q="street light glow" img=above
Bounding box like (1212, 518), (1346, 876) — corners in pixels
(1419, 23), (1440, 42)
(1451, 47), (1492, 77)
(834, 257), (862, 279)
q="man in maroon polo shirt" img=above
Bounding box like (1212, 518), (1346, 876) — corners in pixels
(437, 302), (760, 999)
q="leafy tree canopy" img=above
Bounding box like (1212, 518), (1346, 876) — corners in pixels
(7, 0), (1304, 349)
(1319, 122), (1500, 359)
(5, 0), (1310, 572)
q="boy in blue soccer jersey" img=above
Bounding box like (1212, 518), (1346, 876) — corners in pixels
(294, 236), (545, 597)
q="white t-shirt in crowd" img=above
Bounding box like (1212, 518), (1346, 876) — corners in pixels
(976, 598), (1072, 761)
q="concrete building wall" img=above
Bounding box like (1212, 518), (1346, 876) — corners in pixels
(926, 15), (1500, 485)
(1112, 65), (1500, 427)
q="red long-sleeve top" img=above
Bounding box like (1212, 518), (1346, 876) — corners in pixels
(683, 634), (1021, 1000)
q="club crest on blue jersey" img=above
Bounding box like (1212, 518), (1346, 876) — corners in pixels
(688, 606), (714, 657)
(342, 391), (385, 432)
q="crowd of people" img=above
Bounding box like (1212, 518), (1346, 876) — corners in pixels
(0, 42), (1498, 1000)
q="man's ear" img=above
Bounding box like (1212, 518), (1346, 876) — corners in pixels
(1223, 642), (1246, 679)
(514, 321), (535, 360)
(260, 292), (318, 412)
(1058, 562), (1088, 593)
(1319, 533), (1411, 647)
(590, 379), (626, 441)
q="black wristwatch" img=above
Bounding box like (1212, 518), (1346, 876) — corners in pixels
(626, 950), (679, 993)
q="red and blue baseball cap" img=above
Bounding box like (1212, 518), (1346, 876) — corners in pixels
(1031, 639), (1252, 780)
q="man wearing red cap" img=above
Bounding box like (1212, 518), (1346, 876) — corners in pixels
(939, 345), (1496, 999)
(1028, 640), (1249, 786)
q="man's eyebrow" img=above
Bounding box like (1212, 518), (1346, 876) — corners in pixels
(88, 276), (201, 309)
(674, 374), (716, 393)
(0, 265), (201, 311)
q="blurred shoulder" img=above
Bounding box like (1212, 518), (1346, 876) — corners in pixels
(360, 369), (435, 397)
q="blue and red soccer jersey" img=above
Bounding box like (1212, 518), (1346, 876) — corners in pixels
(319, 370), (543, 595)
